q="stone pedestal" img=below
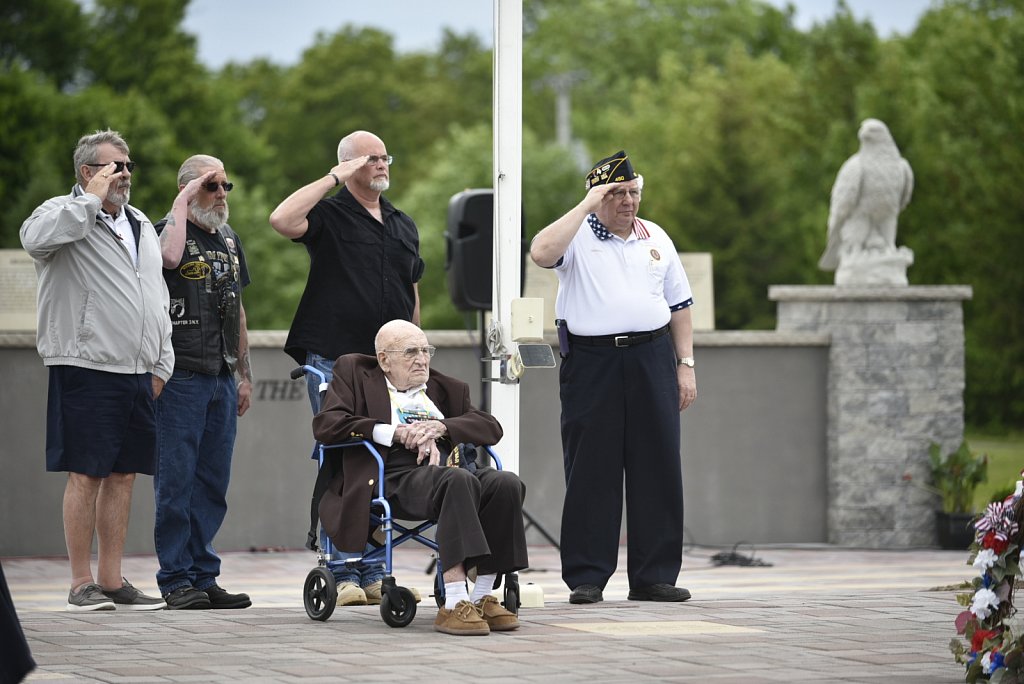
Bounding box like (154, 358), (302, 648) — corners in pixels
(768, 285), (973, 547)
(834, 246), (914, 286)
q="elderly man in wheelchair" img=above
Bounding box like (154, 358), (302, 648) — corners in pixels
(312, 319), (529, 635)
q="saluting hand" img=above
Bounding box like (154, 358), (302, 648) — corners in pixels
(176, 170), (218, 204)
(579, 180), (628, 214)
(83, 161), (123, 200)
(327, 155), (371, 186)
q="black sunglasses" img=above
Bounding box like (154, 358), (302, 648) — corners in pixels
(202, 181), (234, 193)
(85, 161), (137, 173)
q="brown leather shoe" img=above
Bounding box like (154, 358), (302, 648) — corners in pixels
(475, 595), (519, 631)
(434, 600), (490, 636)
(363, 581), (421, 606)
(335, 582), (368, 606)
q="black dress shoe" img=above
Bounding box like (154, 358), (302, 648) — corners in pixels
(569, 584), (603, 604)
(203, 584), (252, 609)
(163, 586), (211, 610)
(628, 583), (692, 602)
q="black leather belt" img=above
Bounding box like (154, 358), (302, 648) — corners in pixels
(568, 324), (670, 348)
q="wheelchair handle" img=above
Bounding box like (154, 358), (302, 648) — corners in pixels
(291, 365), (327, 384)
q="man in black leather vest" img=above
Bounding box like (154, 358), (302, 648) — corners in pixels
(153, 155), (253, 610)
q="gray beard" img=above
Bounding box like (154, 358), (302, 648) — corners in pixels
(107, 183), (130, 207)
(188, 198), (228, 231)
(370, 178), (390, 192)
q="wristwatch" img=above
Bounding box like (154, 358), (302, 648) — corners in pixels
(676, 356), (695, 368)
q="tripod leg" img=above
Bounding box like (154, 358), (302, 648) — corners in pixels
(522, 508), (560, 551)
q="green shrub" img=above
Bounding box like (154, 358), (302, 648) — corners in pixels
(929, 441), (988, 514)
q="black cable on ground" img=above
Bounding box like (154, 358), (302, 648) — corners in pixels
(682, 528), (773, 567)
(709, 542), (773, 567)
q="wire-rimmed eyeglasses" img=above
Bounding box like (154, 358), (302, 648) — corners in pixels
(383, 345), (436, 359)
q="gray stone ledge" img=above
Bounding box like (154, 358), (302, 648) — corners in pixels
(0, 333), (34, 347)
(251, 329), (833, 350)
(694, 330), (830, 347)
(248, 329), (488, 350)
(1, 329), (489, 350)
(247, 330), (287, 348)
(769, 284), (973, 302)
(3, 328), (832, 350)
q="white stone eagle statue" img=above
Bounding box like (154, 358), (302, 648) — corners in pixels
(818, 118), (915, 285)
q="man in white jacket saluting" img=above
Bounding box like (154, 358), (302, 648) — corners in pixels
(20, 129), (173, 612)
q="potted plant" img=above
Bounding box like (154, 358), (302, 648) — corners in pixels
(930, 441), (989, 549)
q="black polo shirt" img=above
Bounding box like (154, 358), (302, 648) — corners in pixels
(284, 186), (425, 365)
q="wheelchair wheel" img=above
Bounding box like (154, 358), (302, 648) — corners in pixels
(303, 567), (337, 621)
(380, 586), (417, 627)
(503, 574), (520, 615)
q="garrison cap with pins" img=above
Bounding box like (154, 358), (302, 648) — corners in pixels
(585, 150), (639, 190)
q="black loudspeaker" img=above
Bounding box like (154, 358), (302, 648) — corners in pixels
(444, 189), (525, 311)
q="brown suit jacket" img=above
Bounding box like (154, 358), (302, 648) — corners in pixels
(312, 353), (503, 553)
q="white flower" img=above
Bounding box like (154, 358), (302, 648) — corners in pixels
(972, 588), (1000, 620)
(973, 549), (999, 571)
(982, 652), (995, 674)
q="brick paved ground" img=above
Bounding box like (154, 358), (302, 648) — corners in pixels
(6, 544), (974, 683)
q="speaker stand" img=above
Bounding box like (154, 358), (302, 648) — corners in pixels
(523, 508), (560, 550)
(478, 310), (490, 414)
(477, 311), (559, 552)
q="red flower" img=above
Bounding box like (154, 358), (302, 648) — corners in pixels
(982, 531), (1010, 555)
(972, 628), (1001, 652)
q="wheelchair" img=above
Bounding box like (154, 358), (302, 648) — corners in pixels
(291, 364), (521, 626)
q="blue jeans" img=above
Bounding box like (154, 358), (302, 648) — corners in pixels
(154, 368), (236, 595)
(306, 352), (385, 587)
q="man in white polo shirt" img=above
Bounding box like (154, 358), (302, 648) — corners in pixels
(530, 151), (697, 605)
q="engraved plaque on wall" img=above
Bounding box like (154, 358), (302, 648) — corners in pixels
(679, 252), (715, 331)
(0, 250), (38, 331)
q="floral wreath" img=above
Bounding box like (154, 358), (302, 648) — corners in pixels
(951, 470), (1024, 682)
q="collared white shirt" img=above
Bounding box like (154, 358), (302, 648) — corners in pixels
(553, 214), (693, 336)
(371, 377), (445, 446)
(98, 206), (138, 266)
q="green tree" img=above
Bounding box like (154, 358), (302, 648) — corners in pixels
(895, 0), (1024, 429)
(0, 0), (85, 87)
(395, 123), (583, 329)
(0, 66), (180, 248)
(789, 1), (885, 236)
(253, 25), (493, 201)
(2, 0), (1021, 430)
(221, 184), (301, 330)
(523, 0), (804, 143)
(588, 47), (821, 329)
(84, 0), (273, 197)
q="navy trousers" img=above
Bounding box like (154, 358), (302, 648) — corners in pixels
(558, 333), (684, 590)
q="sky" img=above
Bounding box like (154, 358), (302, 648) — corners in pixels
(182, 0), (937, 69)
